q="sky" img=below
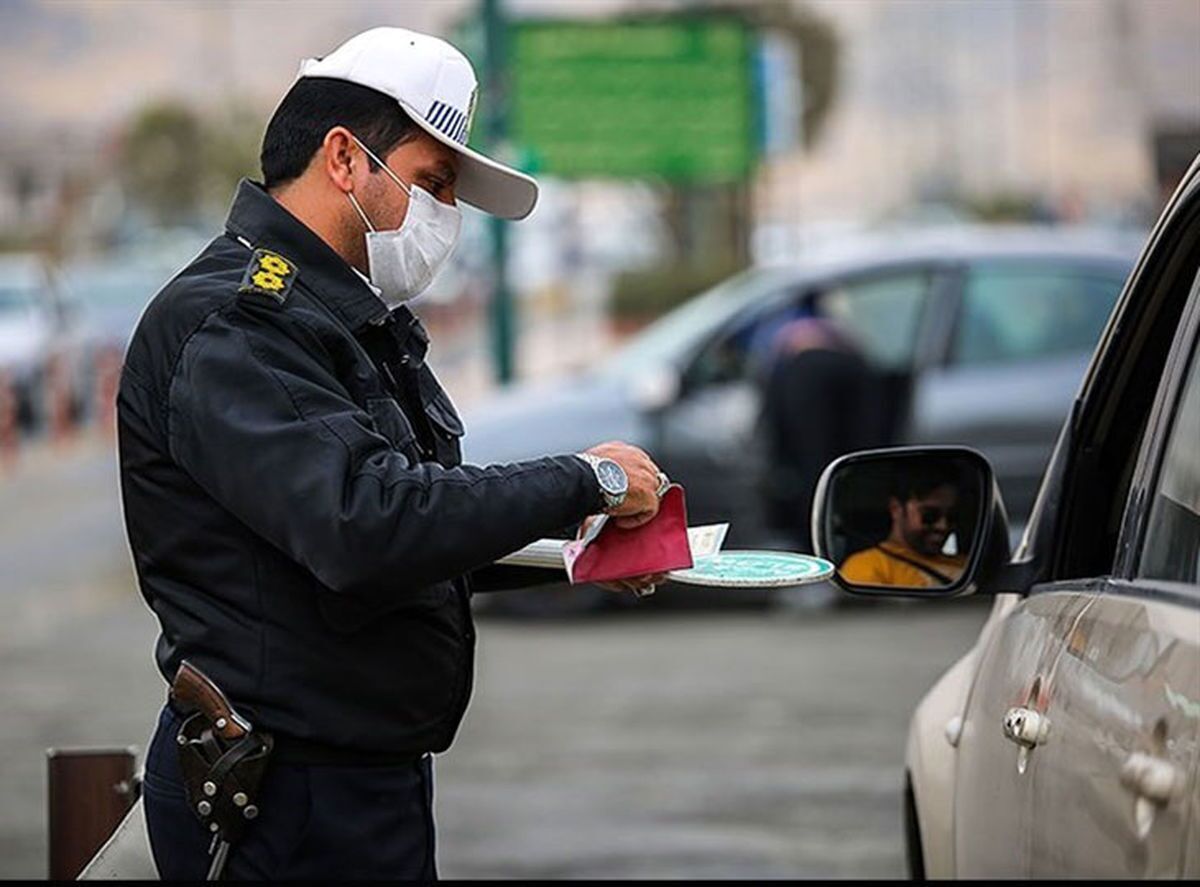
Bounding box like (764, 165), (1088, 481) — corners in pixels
(2, 0), (469, 133)
(1, 0), (652, 135)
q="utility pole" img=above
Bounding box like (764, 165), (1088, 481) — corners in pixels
(483, 0), (514, 385)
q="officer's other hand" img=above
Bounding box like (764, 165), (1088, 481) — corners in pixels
(598, 573), (669, 596)
(584, 441), (663, 529)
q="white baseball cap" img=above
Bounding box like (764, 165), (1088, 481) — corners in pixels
(299, 27), (538, 220)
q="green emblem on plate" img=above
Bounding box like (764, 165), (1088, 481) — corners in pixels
(668, 551), (835, 588)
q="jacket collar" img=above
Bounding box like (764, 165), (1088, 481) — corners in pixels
(224, 178), (394, 333)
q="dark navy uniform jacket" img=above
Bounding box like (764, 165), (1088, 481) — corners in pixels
(118, 180), (600, 760)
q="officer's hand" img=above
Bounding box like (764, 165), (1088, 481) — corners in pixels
(583, 441), (664, 529)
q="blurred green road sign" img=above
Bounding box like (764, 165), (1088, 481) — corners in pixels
(510, 17), (758, 183)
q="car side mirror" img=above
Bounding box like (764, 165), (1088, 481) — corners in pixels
(811, 446), (1012, 598)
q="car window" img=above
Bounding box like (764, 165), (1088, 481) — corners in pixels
(682, 269), (931, 389)
(953, 264), (1124, 366)
(601, 267), (803, 380)
(1137, 335), (1200, 586)
(817, 271), (931, 370)
(682, 296), (806, 389)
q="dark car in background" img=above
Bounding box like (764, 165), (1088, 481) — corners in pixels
(462, 226), (1142, 614)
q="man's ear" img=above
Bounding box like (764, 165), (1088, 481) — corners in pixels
(321, 127), (358, 194)
(887, 496), (903, 523)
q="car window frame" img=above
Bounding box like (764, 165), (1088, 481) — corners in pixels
(674, 260), (957, 397)
(808, 262), (943, 373)
(1036, 164), (1200, 588)
(674, 280), (811, 394)
(1116, 266), (1200, 599)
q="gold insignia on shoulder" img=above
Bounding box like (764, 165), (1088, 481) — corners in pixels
(239, 249), (297, 303)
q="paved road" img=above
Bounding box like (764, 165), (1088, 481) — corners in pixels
(0, 437), (989, 879)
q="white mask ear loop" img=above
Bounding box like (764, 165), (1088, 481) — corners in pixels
(351, 135), (412, 197)
(346, 192), (376, 233)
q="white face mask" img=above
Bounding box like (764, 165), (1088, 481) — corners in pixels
(347, 135), (462, 307)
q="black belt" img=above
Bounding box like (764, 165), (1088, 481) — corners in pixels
(166, 699), (426, 767)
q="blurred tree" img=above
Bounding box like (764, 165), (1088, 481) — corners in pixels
(610, 257), (745, 326)
(120, 100), (263, 227)
(713, 0), (841, 151)
(200, 104), (264, 210)
(657, 2), (841, 294)
(119, 102), (206, 226)
(964, 191), (1055, 223)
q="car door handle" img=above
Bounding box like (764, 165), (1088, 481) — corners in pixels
(1120, 752), (1186, 840)
(1003, 706), (1050, 748)
(1004, 706), (1050, 775)
(1120, 752), (1185, 804)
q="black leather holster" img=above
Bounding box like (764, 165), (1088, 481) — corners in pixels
(175, 711), (274, 848)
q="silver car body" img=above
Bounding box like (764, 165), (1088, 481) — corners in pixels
(905, 156), (1200, 878)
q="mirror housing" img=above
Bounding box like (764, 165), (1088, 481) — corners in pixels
(811, 446), (1012, 598)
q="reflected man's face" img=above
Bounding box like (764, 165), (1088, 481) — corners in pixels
(890, 484), (958, 557)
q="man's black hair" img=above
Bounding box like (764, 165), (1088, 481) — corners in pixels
(260, 77), (420, 191)
(889, 462), (961, 503)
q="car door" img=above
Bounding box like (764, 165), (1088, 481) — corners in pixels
(1028, 276), (1200, 878)
(950, 586), (1096, 877)
(655, 267), (937, 546)
(908, 261), (1127, 526)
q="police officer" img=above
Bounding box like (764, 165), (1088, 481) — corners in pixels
(118, 27), (667, 880)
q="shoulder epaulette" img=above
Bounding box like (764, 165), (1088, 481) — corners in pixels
(239, 248), (297, 304)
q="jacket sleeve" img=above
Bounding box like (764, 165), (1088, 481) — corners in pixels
(468, 562), (573, 593)
(166, 301), (601, 600)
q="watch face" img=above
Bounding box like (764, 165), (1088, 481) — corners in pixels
(597, 459), (628, 495)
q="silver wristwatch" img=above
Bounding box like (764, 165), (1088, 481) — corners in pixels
(575, 453), (629, 512)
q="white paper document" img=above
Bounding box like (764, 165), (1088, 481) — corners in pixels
(497, 523), (730, 571)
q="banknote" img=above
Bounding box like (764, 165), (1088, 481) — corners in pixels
(499, 521), (730, 571)
(686, 523), (730, 559)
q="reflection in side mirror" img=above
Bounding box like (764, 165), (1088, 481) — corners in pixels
(812, 447), (1009, 598)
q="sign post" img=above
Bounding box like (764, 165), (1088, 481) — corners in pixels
(464, 10), (763, 382)
(482, 0), (515, 385)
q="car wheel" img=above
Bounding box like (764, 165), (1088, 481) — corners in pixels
(903, 773), (925, 880)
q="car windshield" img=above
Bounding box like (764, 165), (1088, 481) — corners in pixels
(599, 266), (799, 379)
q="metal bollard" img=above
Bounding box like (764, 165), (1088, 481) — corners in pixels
(0, 369), (17, 471)
(47, 747), (138, 880)
(45, 353), (74, 446)
(92, 346), (122, 436)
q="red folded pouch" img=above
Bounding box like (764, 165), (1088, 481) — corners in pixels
(564, 484), (694, 584)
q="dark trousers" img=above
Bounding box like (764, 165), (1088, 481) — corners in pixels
(143, 706), (437, 880)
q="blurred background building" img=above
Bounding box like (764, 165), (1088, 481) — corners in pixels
(2, 0), (1196, 274)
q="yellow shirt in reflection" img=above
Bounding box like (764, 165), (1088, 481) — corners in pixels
(839, 542), (966, 588)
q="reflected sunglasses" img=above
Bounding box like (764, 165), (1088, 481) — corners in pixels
(917, 505), (959, 527)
